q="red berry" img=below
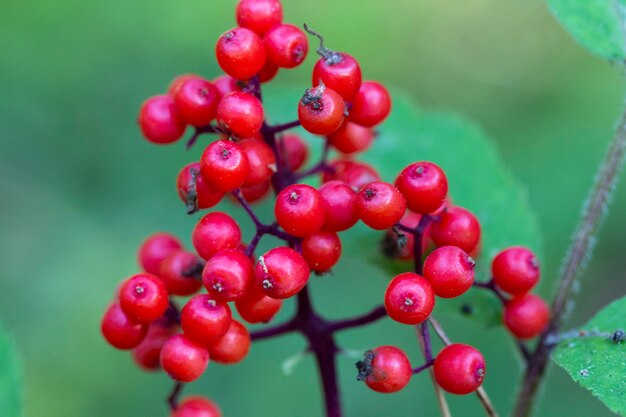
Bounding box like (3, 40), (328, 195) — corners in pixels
(119, 273), (169, 325)
(240, 180), (271, 203)
(203, 249), (255, 301)
(181, 294), (233, 346)
(235, 284), (283, 323)
(348, 81), (391, 127)
(159, 251), (204, 296)
(213, 75), (242, 98)
(323, 159), (381, 190)
(503, 294), (549, 339)
(160, 334), (209, 383)
(209, 320), (251, 364)
(434, 344), (486, 395)
(200, 139), (250, 192)
(258, 61), (279, 83)
(327, 121), (374, 154)
(215, 27), (266, 80)
(132, 317), (178, 371)
(177, 163), (224, 211)
(318, 180), (359, 232)
(101, 302), (147, 350)
(357, 346), (412, 393)
(274, 184), (325, 237)
(192, 212), (242, 260)
(278, 134), (308, 171)
(216, 92), (264, 138)
(138, 95), (186, 144)
(298, 84), (345, 135)
(384, 272), (435, 325)
(172, 396), (222, 417)
(264, 24), (309, 68)
(168, 74), (200, 95)
(312, 53), (362, 101)
(236, 0), (283, 36)
(395, 162), (448, 214)
(239, 138), (276, 186)
(430, 206), (481, 254)
(138, 233), (183, 276)
(255, 247), (310, 299)
(492, 247), (540, 295)
(423, 246), (475, 298)
(302, 231), (342, 272)
(174, 78), (220, 127)
(356, 181), (407, 230)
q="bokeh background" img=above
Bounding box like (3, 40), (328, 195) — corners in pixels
(1, 0), (625, 416)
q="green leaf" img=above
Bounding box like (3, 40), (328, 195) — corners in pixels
(548, 0), (626, 61)
(552, 297), (626, 415)
(262, 86), (542, 327)
(0, 324), (22, 417)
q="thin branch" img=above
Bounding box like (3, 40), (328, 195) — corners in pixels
(167, 382), (183, 411)
(513, 104), (626, 417)
(417, 324), (451, 417)
(269, 120), (302, 134)
(185, 125), (223, 149)
(472, 279), (508, 304)
(250, 320), (297, 341)
(412, 360), (435, 375)
(328, 305), (387, 332)
(232, 190), (264, 228)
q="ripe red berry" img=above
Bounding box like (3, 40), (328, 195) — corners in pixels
(173, 78), (220, 127)
(323, 159), (381, 190)
(348, 81), (391, 127)
(313, 53), (362, 101)
(132, 317), (178, 371)
(327, 121), (374, 154)
(200, 139), (250, 192)
(298, 84), (345, 135)
(192, 212), (242, 260)
(159, 251), (204, 296)
(395, 162), (448, 214)
(430, 206), (481, 254)
(240, 180), (271, 203)
(138, 233), (183, 276)
(492, 247), (540, 295)
(160, 334), (209, 383)
(168, 74), (200, 95)
(138, 95), (186, 144)
(384, 272), (435, 325)
(202, 249), (254, 301)
(172, 396), (222, 417)
(239, 138), (276, 186)
(235, 284), (283, 323)
(264, 24), (309, 68)
(209, 320), (251, 364)
(215, 27), (266, 80)
(258, 61), (279, 83)
(356, 346), (412, 393)
(181, 294), (233, 346)
(356, 181), (407, 230)
(278, 134), (308, 171)
(213, 75), (242, 98)
(236, 0), (283, 36)
(318, 180), (359, 232)
(119, 273), (169, 325)
(503, 294), (549, 339)
(274, 184), (325, 237)
(216, 92), (264, 138)
(301, 231), (342, 272)
(434, 344), (486, 395)
(177, 162), (224, 211)
(423, 246), (475, 298)
(101, 302), (147, 350)
(255, 247), (310, 299)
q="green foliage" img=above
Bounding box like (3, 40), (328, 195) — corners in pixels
(552, 297), (626, 415)
(264, 87), (542, 327)
(0, 325), (21, 417)
(548, 0), (626, 61)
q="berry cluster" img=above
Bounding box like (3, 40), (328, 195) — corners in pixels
(104, 1), (549, 415)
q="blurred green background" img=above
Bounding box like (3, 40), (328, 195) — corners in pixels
(1, 0), (625, 416)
